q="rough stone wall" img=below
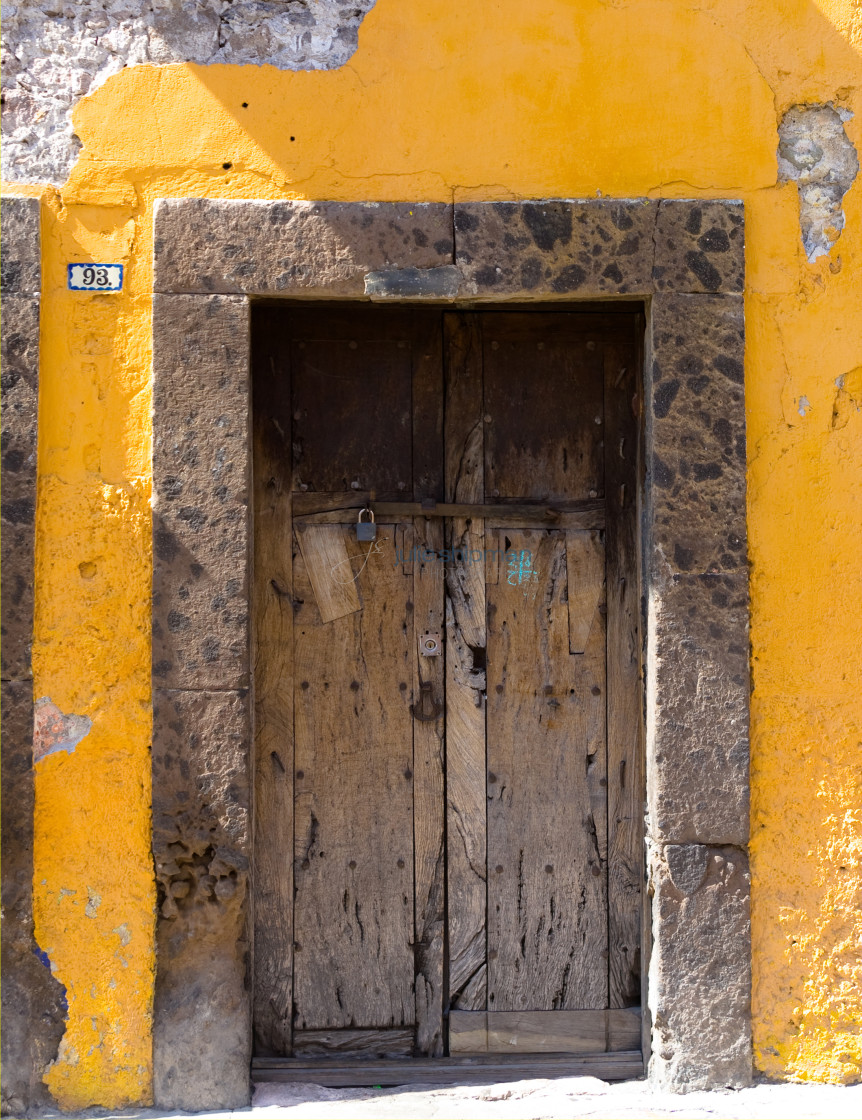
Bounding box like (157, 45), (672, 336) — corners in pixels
(0, 197), (68, 1118)
(1, 0), (377, 183)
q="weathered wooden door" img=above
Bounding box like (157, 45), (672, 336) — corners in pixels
(253, 306), (642, 1065)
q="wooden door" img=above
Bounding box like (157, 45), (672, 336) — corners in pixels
(252, 305), (642, 1064)
(443, 313), (642, 1056)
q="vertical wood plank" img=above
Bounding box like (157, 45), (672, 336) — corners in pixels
(487, 528), (608, 1011)
(567, 529), (610, 857)
(410, 308), (445, 1051)
(292, 525), (415, 1031)
(412, 310), (444, 503)
(604, 333), (644, 1009)
(412, 517), (446, 1055)
(482, 316), (604, 502)
(252, 315), (294, 1055)
(443, 312), (488, 1011)
(290, 335), (413, 495)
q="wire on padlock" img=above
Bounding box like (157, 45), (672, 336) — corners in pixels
(329, 508), (386, 586)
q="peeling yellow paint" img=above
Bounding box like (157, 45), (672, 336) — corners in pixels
(4, 0), (860, 1105)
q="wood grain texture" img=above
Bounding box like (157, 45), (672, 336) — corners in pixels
(292, 525), (415, 1031)
(412, 310), (444, 502)
(566, 531), (605, 655)
(482, 315), (605, 502)
(444, 313), (488, 1011)
(252, 312), (294, 1056)
(295, 524), (362, 623)
(604, 336), (644, 1010)
(608, 1008), (642, 1052)
(253, 1052), (644, 1086)
(487, 528), (608, 1012)
(292, 490), (403, 516)
(450, 1009), (640, 1054)
(290, 329), (413, 495)
(412, 516), (446, 1055)
(448, 1012), (489, 1053)
(292, 1029), (414, 1058)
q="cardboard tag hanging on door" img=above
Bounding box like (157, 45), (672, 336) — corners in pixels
(295, 523), (362, 623)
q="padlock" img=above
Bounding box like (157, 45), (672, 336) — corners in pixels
(356, 508), (377, 541)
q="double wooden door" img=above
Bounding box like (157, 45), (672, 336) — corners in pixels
(253, 306), (642, 1064)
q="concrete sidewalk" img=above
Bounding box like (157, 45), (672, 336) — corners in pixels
(45, 1076), (862, 1120)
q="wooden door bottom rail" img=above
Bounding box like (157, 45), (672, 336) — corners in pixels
(252, 1051), (644, 1087)
(449, 1009), (641, 1054)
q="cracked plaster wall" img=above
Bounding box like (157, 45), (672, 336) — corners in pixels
(1, 0), (861, 1108)
(1, 0), (377, 183)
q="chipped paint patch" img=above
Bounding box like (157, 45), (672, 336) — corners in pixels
(798, 395), (812, 417)
(32, 944), (70, 1016)
(33, 698), (92, 763)
(778, 103), (860, 262)
(112, 923), (131, 947)
(831, 366), (862, 429)
(85, 888), (101, 918)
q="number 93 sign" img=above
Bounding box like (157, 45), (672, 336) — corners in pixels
(68, 263), (123, 292)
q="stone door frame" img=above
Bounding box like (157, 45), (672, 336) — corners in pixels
(151, 198), (751, 1110)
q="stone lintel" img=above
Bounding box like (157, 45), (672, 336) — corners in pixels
(365, 265), (461, 299)
(153, 197), (745, 301)
(652, 200), (745, 293)
(153, 199), (455, 296)
(454, 199), (658, 297)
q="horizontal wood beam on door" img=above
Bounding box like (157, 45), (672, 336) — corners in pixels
(252, 1052), (644, 1087)
(449, 1009), (641, 1054)
(294, 501), (606, 529)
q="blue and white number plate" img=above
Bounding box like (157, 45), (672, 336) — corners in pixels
(68, 263), (123, 292)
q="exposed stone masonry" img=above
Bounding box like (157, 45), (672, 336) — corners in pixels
(1, 1), (378, 183)
(778, 103), (859, 262)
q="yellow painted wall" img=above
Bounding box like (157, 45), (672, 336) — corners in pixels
(3, 0), (860, 1106)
